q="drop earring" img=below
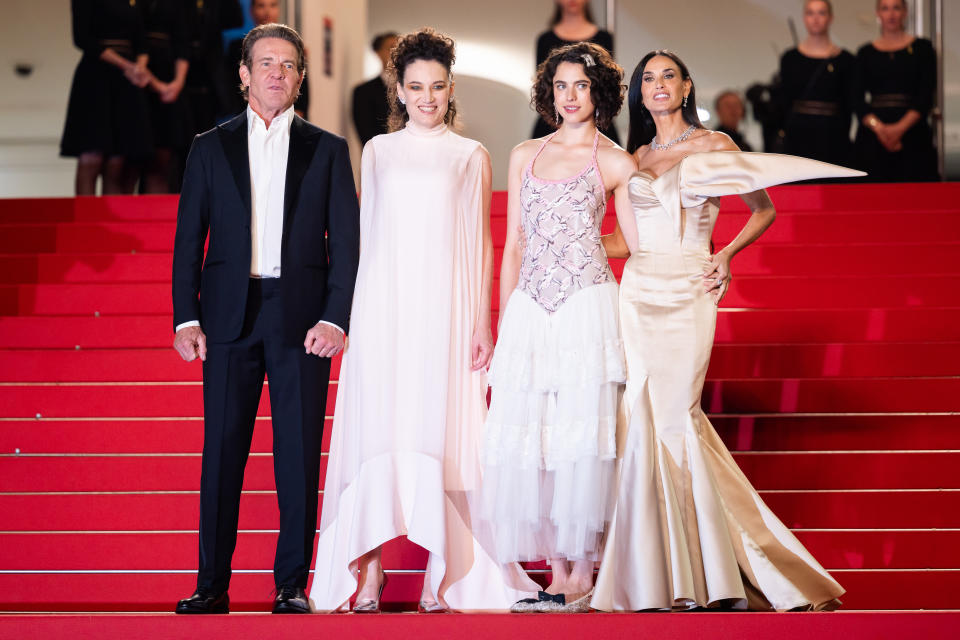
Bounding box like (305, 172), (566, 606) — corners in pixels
(682, 94), (688, 108)
(399, 97), (406, 105)
(555, 106), (561, 124)
(595, 108), (599, 119)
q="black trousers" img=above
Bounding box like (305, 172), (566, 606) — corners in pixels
(196, 278), (330, 592)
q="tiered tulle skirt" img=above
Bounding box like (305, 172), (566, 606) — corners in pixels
(481, 282), (625, 562)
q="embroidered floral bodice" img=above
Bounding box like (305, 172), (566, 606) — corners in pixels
(516, 131), (613, 313)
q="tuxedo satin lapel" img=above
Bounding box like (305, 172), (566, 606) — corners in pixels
(219, 113), (252, 216)
(283, 116), (318, 240)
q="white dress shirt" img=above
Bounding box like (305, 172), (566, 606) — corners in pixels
(175, 105), (342, 336)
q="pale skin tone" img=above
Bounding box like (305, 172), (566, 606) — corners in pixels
(552, 0), (599, 41)
(503, 60), (635, 602)
(863, 0), (921, 153)
(352, 58), (495, 610)
(603, 55), (776, 304)
(798, 0), (842, 59)
(174, 38), (342, 362)
(715, 92), (745, 131)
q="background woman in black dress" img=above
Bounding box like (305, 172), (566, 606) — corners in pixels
(854, 0), (939, 182)
(778, 0), (856, 167)
(141, 0), (190, 193)
(532, 0), (619, 143)
(60, 0), (153, 195)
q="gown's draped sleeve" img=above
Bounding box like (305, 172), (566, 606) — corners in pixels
(446, 142), (487, 490)
(358, 139), (377, 244)
(646, 151), (866, 239)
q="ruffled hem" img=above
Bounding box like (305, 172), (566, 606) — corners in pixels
(480, 456), (615, 563)
(489, 283), (625, 391)
(482, 384), (619, 469)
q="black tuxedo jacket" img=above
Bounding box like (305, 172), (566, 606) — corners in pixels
(351, 76), (390, 147)
(172, 111), (360, 346)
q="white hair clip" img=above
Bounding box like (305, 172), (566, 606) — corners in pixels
(582, 53), (596, 67)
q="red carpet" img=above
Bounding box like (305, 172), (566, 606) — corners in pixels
(1, 185), (959, 629)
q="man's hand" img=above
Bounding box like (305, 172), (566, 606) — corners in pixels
(304, 323), (345, 358)
(174, 325), (207, 362)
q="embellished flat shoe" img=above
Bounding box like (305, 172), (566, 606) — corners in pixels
(509, 591), (565, 613)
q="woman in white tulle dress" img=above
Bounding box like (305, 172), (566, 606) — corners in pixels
(592, 50), (861, 612)
(308, 29), (537, 613)
(481, 42), (637, 613)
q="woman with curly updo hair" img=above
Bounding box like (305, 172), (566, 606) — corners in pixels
(480, 41), (638, 612)
(309, 27), (538, 614)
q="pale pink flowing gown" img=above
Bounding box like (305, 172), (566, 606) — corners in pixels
(308, 122), (537, 612)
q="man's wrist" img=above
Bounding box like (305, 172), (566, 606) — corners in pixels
(175, 320), (200, 333)
(316, 320), (345, 336)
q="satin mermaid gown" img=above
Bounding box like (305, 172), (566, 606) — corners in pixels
(592, 151), (864, 612)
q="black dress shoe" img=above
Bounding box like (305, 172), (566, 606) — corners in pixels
(273, 585), (310, 614)
(175, 588), (229, 614)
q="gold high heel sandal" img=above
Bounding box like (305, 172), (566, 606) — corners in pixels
(352, 571), (387, 613)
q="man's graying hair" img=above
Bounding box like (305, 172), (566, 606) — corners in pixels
(239, 23), (306, 99)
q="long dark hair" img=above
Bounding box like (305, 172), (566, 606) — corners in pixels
(550, 1), (596, 26)
(626, 50), (703, 153)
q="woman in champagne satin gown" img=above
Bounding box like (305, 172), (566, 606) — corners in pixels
(592, 50), (862, 612)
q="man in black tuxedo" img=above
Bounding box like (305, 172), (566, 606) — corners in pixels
(350, 32), (398, 146)
(172, 23), (359, 615)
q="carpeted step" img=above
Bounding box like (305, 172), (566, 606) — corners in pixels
(3, 307), (956, 349)
(0, 253), (172, 284)
(0, 224), (177, 254)
(2, 377), (956, 418)
(2, 612), (960, 637)
(5, 414), (957, 455)
(0, 418), (333, 454)
(0, 568), (956, 611)
(711, 414), (960, 451)
(2, 529), (957, 571)
(0, 349), (345, 382)
(0, 196), (178, 224)
(3, 342), (952, 382)
(4, 450), (955, 492)
(2, 490), (957, 532)
(6, 275), (955, 315)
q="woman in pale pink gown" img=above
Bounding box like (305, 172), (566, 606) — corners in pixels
(308, 28), (536, 614)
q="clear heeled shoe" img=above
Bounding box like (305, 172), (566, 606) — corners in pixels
(417, 598), (449, 613)
(352, 571), (387, 613)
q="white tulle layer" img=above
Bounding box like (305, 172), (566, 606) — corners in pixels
(481, 282), (624, 562)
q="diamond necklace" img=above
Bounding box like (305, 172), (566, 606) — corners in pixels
(651, 124), (697, 151)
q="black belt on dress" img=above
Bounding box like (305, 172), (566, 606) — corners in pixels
(98, 38), (134, 59)
(870, 93), (912, 109)
(146, 32), (172, 47)
(791, 100), (841, 117)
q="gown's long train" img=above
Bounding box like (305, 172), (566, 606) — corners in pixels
(592, 152), (864, 612)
